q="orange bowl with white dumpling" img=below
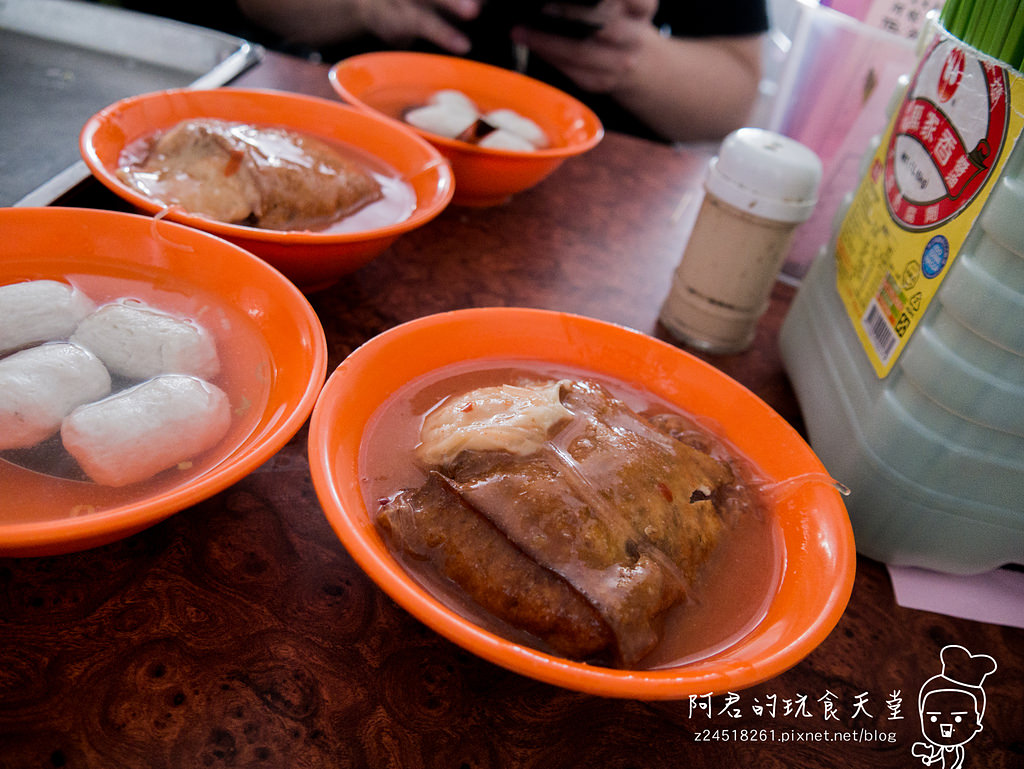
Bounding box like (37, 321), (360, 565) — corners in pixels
(329, 52), (604, 206)
(308, 307), (856, 699)
(0, 207), (327, 557)
(79, 87), (453, 292)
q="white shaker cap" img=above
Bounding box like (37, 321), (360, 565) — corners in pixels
(705, 128), (823, 223)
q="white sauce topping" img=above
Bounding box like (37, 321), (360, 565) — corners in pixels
(416, 381), (572, 466)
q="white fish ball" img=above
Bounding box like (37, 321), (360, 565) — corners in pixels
(71, 300), (220, 380)
(61, 374), (231, 487)
(477, 129), (537, 152)
(429, 89), (479, 114)
(483, 109), (549, 148)
(0, 342), (112, 450)
(404, 104), (479, 139)
(0, 280), (95, 355)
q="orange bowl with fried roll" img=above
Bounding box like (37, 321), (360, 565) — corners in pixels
(307, 307), (855, 699)
(80, 88), (453, 292)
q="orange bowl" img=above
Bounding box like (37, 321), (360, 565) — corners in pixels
(308, 308), (855, 699)
(80, 88), (453, 292)
(329, 52), (604, 206)
(0, 207), (327, 557)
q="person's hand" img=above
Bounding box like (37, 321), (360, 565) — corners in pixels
(357, 0), (482, 53)
(511, 0), (659, 92)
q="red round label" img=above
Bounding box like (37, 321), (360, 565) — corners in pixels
(936, 47), (964, 103)
(884, 38), (1008, 231)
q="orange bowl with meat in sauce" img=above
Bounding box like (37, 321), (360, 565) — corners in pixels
(307, 307), (856, 699)
(80, 88), (453, 292)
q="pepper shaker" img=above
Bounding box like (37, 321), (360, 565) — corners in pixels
(659, 128), (822, 354)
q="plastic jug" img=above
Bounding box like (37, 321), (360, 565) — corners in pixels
(779, 27), (1024, 575)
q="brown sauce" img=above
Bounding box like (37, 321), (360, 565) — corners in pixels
(359, 358), (782, 669)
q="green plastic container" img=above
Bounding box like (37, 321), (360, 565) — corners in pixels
(780, 27), (1024, 575)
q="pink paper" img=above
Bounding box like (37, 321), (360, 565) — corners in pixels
(820, 0), (872, 21)
(887, 565), (1024, 629)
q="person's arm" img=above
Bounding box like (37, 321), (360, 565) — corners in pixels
(237, 0), (481, 52)
(513, 0), (763, 143)
(611, 29), (763, 142)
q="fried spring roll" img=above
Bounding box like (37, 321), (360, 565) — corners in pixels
(378, 379), (734, 666)
(380, 472), (615, 660)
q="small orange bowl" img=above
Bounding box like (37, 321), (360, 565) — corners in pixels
(308, 308), (855, 699)
(0, 207), (327, 557)
(80, 87), (453, 292)
(329, 52), (604, 206)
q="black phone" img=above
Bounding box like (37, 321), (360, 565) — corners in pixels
(520, 13), (603, 39)
(484, 0), (604, 40)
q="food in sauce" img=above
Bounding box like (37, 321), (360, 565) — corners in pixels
(404, 90), (549, 151)
(0, 342), (112, 450)
(62, 374), (231, 487)
(0, 279), (95, 355)
(117, 118), (383, 231)
(371, 374), (765, 667)
(71, 299), (220, 380)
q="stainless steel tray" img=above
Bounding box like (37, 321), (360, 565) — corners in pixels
(1, 0), (263, 206)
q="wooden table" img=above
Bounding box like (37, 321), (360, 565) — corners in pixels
(1, 52), (1021, 769)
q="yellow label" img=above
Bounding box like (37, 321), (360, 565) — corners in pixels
(835, 31), (1024, 377)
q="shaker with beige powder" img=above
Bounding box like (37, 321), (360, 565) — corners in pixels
(660, 128), (822, 354)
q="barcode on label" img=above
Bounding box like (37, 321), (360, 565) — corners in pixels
(863, 301), (898, 363)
